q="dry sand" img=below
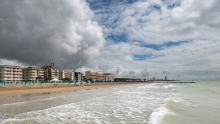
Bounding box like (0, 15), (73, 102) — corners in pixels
(0, 82), (146, 97)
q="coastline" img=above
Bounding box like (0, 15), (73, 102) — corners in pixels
(0, 82), (148, 98)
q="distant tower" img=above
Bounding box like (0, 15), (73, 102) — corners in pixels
(153, 77), (155, 81)
(165, 76), (167, 81)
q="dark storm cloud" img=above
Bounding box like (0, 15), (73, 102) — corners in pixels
(0, 0), (105, 69)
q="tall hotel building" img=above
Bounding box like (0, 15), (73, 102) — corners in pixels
(22, 67), (44, 80)
(0, 65), (22, 81)
(74, 72), (83, 81)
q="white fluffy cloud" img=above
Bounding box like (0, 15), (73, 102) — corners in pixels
(111, 0), (220, 44)
(1, 0), (220, 80)
(0, 0), (105, 69)
(83, 0), (220, 80)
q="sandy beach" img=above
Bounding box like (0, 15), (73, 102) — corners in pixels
(0, 82), (145, 97)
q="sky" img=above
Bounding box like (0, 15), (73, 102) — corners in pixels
(0, 0), (220, 80)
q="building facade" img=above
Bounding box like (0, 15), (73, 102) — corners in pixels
(22, 67), (44, 80)
(74, 72), (83, 81)
(0, 65), (22, 81)
(42, 63), (59, 80)
(59, 70), (74, 80)
(85, 71), (97, 80)
(96, 72), (104, 80)
(85, 71), (104, 81)
(59, 70), (65, 80)
(65, 71), (74, 80)
(103, 73), (114, 81)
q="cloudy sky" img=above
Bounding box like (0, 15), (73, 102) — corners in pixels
(0, 0), (220, 80)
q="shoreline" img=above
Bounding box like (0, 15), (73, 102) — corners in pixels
(0, 82), (149, 98)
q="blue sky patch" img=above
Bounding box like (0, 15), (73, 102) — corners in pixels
(133, 54), (151, 60)
(106, 33), (128, 42)
(162, 0), (181, 9)
(140, 40), (191, 50)
(152, 5), (161, 11)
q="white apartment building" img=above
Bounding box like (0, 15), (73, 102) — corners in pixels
(59, 70), (65, 80)
(22, 67), (44, 80)
(42, 64), (59, 80)
(0, 65), (22, 81)
(59, 70), (74, 80)
(45, 67), (59, 79)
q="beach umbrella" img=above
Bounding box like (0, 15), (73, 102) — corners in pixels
(10, 80), (12, 86)
(50, 79), (61, 84)
(16, 81), (19, 85)
(75, 80), (78, 86)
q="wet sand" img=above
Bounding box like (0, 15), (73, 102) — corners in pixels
(0, 82), (146, 97)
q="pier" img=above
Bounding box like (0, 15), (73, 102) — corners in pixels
(155, 81), (196, 83)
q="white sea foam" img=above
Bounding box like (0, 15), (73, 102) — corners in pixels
(148, 95), (183, 124)
(148, 105), (169, 124)
(163, 84), (184, 89)
(0, 96), (58, 107)
(138, 83), (161, 90)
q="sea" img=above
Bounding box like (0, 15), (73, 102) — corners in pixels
(0, 81), (220, 124)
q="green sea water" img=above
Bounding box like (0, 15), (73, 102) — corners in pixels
(156, 81), (220, 124)
(0, 81), (219, 124)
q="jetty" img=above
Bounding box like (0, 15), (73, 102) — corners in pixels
(155, 81), (196, 83)
(165, 81), (195, 83)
